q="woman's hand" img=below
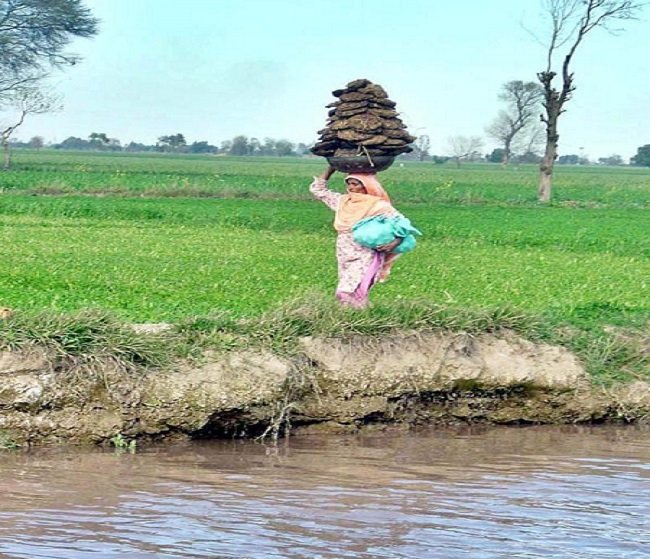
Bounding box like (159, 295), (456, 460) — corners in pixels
(318, 165), (336, 181)
(376, 237), (402, 252)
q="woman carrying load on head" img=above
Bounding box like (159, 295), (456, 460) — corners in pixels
(310, 164), (417, 309)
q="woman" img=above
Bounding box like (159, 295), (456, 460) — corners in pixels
(310, 164), (403, 308)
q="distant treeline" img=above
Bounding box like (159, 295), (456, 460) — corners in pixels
(11, 133), (314, 157)
(11, 134), (650, 167)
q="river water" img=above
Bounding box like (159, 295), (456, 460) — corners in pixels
(0, 425), (648, 559)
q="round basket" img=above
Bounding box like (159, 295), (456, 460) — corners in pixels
(326, 155), (395, 173)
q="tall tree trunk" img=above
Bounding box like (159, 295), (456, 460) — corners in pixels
(538, 163), (552, 202)
(502, 138), (512, 167)
(538, 116), (559, 202)
(3, 140), (10, 170)
(537, 123), (559, 202)
(537, 70), (562, 203)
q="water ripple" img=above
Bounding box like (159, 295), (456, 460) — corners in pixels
(0, 424), (649, 558)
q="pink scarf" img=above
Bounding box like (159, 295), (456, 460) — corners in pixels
(333, 173), (393, 232)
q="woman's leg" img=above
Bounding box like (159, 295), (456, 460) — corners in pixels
(336, 252), (385, 308)
(335, 291), (365, 308)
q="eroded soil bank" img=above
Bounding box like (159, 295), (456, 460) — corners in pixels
(1, 331), (649, 446)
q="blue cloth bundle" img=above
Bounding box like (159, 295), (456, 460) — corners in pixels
(352, 214), (422, 254)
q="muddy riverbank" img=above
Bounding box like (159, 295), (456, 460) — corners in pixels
(1, 330), (649, 446)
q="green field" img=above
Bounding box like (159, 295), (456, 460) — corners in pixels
(1, 150), (649, 332)
(3, 149), (650, 206)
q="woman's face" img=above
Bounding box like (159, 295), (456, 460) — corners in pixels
(345, 178), (366, 194)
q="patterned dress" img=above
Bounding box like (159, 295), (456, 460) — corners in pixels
(310, 177), (390, 307)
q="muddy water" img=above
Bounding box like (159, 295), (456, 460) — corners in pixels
(0, 425), (648, 559)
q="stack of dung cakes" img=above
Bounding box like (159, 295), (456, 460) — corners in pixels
(311, 79), (415, 171)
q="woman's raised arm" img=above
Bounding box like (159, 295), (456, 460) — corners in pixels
(318, 164), (337, 181)
(309, 165), (341, 210)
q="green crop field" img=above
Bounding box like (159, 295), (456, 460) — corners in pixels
(1, 150), (649, 331)
(3, 149), (650, 205)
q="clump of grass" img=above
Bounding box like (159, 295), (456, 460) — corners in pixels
(170, 294), (545, 356)
(0, 432), (21, 451)
(173, 311), (248, 358)
(109, 433), (137, 453)
(0, 309), (171, 372)
(562, 328), (650, 385)
(235, 293), (549, 352)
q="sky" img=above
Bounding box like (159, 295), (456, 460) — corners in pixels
(9, 0), (650, 161)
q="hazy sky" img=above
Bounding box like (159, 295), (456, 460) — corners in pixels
(11, 0), (650, 160)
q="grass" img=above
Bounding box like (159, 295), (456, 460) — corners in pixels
(0, 150), (649, 383)
(2, 149), (650, 206)
(0, 432), (21, 450)
(0, 309), (170, 370)
(1, 196), (648, 328)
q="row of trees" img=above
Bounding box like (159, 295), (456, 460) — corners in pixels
(448, 137), (637, 166)
(13, 130), (649, 167)
(442, 134), (646, 167)
(220, 135), (309, 156)
(430, 146), (631, 166)
(13, 133), (312, 157)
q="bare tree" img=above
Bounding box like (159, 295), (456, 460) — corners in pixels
(413, 134), (431, 161)
(486, 80), (544, 166)
(509, 122), (546, 162)
(28, 135), (44, 149)
(1, 87), (59, 169)
(519, 123), (545, 155)
(535, 0), (643, 202)
(447, 135), (484, 167)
